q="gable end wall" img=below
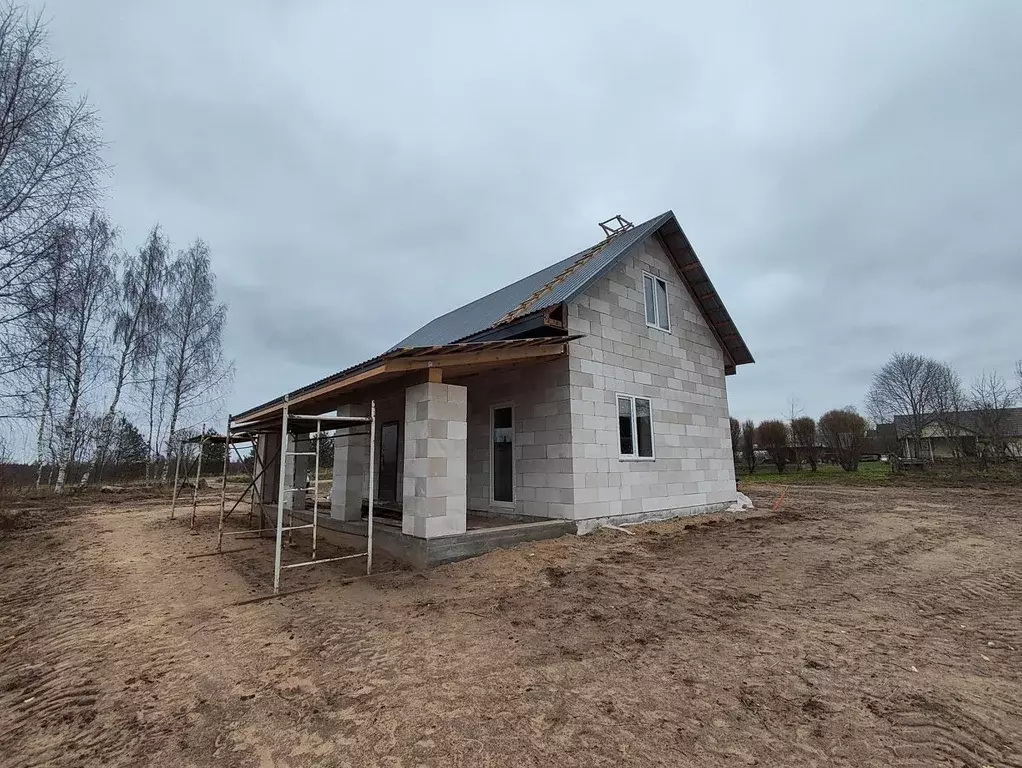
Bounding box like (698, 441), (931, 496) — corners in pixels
(565, 234), (737, 521)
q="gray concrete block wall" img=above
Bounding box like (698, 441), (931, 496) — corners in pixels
(329, 394), (405, 520)
(367, 394), (405, 501)
(463, 357), (574, 518)
(330, 404), (369, 521)
(255, 432), (305, 511)
(565, 234), (737, 520)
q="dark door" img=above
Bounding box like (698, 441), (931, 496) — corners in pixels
(491, 406), (514, 504)
(378, 422), (399, 502)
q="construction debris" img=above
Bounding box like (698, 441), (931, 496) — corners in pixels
(726, 492), (755, 513)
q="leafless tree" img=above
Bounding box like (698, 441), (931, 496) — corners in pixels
(784, 396), (804, 469)
(24, 223), (71, 485)
(969, 371), (1016, 464)
(132, 278), (171, 480)
(757, 419), (789, 473)
(90, 225), (169, 481)
(160, 240), (230, 482)
(52, 213), (115, 493)
(819, 407), (868, 471)
(866, 353), (946, 458)
(729, 416), (740, 467)
(931, 363), (968, 463)
(791, 416), (818, 471)
(0, 5), (103, 381)
(741, 419), (757, 475)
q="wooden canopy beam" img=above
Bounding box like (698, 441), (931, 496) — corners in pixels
(235, 342), (571, 423)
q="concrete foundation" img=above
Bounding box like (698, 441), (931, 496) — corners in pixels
(286, 506), (576, 568)
(574, 500), (732, 534)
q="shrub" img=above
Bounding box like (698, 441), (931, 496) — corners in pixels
(757, 419), (789, 473)
(819, 408), (868, 471)
(791, 416), (818, 471)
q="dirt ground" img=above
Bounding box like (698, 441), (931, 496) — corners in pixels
(1, 483), (1020, 767)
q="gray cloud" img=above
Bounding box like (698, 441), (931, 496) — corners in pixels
(34, 0), (1022, 423)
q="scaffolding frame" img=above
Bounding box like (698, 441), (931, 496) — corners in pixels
(183, 399), (377, 595)
(170, 427), (257, 529)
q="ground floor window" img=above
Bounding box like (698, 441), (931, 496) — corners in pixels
(617, 395), (654, 459)
(491, 405), (514, 503)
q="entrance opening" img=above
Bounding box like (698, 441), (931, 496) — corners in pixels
(378, 422), (399, 502)
(491, 405), (514, 504)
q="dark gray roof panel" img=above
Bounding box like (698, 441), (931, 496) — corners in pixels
(391, 214), (667, 349)
(390, 254), (577, 349)
(514, 212), (672, 317)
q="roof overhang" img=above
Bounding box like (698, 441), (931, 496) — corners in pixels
(652, 214), (754, 374)
(232, 337), (580, 425)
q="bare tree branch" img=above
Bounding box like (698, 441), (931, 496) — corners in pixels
(0, 4), (104, 386)
(160, 239), (231, 482)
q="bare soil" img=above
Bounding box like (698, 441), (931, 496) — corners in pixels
(1, 484), (1020, 767)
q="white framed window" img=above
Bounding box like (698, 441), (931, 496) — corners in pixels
(617, 395), (655, 460)
(642, 272), (670, 332)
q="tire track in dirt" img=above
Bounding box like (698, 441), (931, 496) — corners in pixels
(0, 528), (141, 767)
(0, 500), (218, 768)
(869, 693), (1022, 768)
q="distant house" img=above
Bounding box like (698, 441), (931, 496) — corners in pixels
(236, 211), (754, 565)
(893, 409), (1022, 460)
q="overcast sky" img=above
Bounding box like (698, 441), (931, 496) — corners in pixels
(35, 0), (1022, 426)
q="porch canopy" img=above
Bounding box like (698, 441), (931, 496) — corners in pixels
(232, 336), (581, 426)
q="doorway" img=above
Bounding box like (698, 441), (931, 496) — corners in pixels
(491, 405), (514, 505)
(378, 422), (399, 503)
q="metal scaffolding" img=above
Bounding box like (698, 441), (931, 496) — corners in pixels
(180, 399), (377, 595)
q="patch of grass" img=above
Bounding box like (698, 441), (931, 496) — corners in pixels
(739, 462), (893, 486)
(740, 460), (1022, 488)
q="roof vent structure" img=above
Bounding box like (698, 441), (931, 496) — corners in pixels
(598, 215), (633, 237)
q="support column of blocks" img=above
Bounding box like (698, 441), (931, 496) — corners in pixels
(330, 404), (370, 521)
(255, 433), (279, 505)
(402, 382), (468, 538)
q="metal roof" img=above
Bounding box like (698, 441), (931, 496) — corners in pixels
(233, 209), (754, 423)
(392, 214), (669, 348)
(390, 211), (753, 370)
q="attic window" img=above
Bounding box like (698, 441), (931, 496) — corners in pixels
(642, 272), (670, 332)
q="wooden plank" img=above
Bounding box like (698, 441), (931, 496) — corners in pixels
(241, 343), (570, 421)
(240, 361), (392, 422)
(386, 343), (568, 372)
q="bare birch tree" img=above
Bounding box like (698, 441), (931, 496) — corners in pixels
(90, 225), (168, 481)
(27, 223), (72, 485)
(160, 240), (229, 482)
(52, 213), (114, 493)
(0, 4), (103, 382)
